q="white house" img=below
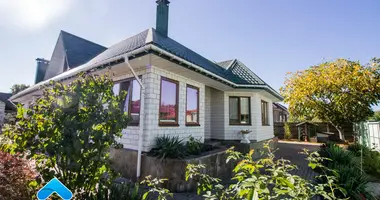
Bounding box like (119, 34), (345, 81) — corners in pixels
(10, 0), (282, 153)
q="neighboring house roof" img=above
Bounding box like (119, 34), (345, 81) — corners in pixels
(273, 102), (289, 114)
(12, 28), (283, 101)
(0, 93), (16, 111)
(44, 31), (107, 80)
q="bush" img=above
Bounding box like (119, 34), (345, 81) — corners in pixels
(284, 122), (292, 140)
(2, 74), (130, 198)
(186, 141), (345, 199)
(318, 142), (375, 199)
(332, 164), (372, 199)
(186, 136), (203, 155)
(0, 151), (37, 200)
(347, 143), (371, 157)
(150, 135), (187, 159)
(319, 142), (358, 167)
(347, 143), (380, 179)
(90, 182), (142, 200)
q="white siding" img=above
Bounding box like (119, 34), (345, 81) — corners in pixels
(119, 66), (205, 152)
(210, 88), (225, 140)
(211, 91), (275, 142)
(204, 86), (211, 139)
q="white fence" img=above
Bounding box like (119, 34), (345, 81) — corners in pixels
(367, 122), (380, 151)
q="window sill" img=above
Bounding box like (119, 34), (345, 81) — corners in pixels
(159, 123), (180, 127)
(186, 123), (201, 127)
(229, 123), (252, 126)
(262, 124), (271, 126)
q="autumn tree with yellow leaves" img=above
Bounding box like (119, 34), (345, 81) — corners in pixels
(281, 59), (380, 141)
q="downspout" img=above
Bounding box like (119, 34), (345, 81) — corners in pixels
(123, 56), (145, 179)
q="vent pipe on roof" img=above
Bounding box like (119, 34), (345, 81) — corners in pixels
(156, 0), (170, 37)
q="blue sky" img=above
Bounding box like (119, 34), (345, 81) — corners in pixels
(0, 0), (379, 108)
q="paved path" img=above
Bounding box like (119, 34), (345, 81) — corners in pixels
(275, 142), (321, 180)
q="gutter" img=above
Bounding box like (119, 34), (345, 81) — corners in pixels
(10, 45), (151, 101)
(11, 43), (282, 101)
(123, 56), (145, 179)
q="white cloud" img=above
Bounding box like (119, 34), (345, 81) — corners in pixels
(0, 0), (74, 31)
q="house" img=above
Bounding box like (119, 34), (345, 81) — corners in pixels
(10, 1), (282, 154)
(273, 102), (289, 122)
(0, 92), (16, 131)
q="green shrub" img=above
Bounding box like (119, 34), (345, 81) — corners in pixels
(186, 136), (203, 155)
(186, 141), (345, 199)
(90, 182), (142, 200)
(284, 122), (292, 140)
(319, 142), (358, 167)
(2, 74), (130, 198)
(318, 142), (376, 199)
(347, 143), (371, 157)
(150, 135), (187, 159)
(333, 164), (374, 199)
(347, 143), (380, 179)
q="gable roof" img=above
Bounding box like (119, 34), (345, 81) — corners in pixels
(61, 31), (107, 68)
(44, 31), (106, 80)
(0, 93), (16, 110)
(12, 28), (283, 101)
(273, 102), (288, 113)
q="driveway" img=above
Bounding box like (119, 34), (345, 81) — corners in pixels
(275, 142), (321, 180)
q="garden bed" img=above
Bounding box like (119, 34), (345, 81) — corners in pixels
(110, 147), (234, 192)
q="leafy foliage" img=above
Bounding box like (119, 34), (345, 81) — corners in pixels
(186, 136), (203, 155)
(141, 176), (173, 200)
(186, 141), (346, 200)
(150, 135), (187, 159)
(10, 84), (29, 95)
(281, 59), (380, 140)
(319, 142), (358, 167)
(89, 182), (143, 200)
(318, 142), (374, 199)
(0, 151), (37, 200)
(150, 135), (207, 159)
(284, 122), (292, 140)
(2, 74), (130, 198)
(368, 111), (380, 121)
(348, 143), (380, 179)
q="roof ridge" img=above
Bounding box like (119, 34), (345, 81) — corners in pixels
(60, 30), (106, 49)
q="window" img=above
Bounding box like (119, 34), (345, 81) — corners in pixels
(113, 79), (141, 125)
(159, 78), (179, 125)
(229, 97), (251, 125)
(261, 100), (269, 125)
(186, 85), (199, 125)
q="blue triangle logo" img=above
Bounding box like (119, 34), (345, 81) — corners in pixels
(37, 177), (73, 200)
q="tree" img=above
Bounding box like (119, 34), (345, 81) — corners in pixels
(10, 84), (29, 95)
(281, 59), (380, 141)
(2, 74), (130, 198)
(369, 111), (380, 121)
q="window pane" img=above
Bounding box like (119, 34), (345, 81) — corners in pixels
(120, 81), (131, 113)
(113, 83), (120, 96)
(186, 86), (199, 123)
(240, 97), (250, 124)
(261, 101), (268, 125)
(160, 79), (177, 123)
(131, 80), (141, 123)
(229, 98), (239, 123)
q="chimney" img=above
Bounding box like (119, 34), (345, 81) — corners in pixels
(156, 0), (170, 37)
(35, 58), (49, 84)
